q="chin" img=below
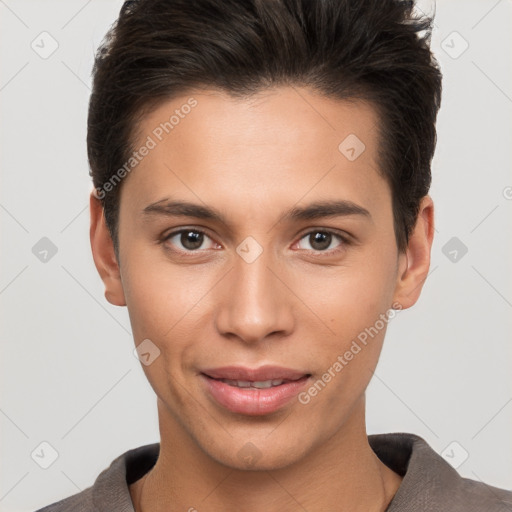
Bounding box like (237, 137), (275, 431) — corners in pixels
(204, 435), (310, 472)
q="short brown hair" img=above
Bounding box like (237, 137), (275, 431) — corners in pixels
(87, 0), (442, 255)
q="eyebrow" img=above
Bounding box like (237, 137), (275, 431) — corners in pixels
(142, 198), (371, 226)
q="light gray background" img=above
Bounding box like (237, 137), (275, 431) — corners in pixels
(1, 0), (511, 510)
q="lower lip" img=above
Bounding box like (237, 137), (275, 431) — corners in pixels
(201, 374), (311, 415)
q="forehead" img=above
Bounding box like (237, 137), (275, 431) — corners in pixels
(121, 86), (388, 223)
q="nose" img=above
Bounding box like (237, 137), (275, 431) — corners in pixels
(214, 245), (295, 345)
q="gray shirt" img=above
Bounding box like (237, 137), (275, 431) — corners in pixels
(35, 432), (512, 511)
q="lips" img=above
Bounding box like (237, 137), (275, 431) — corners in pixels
(200, 366), (311, 415)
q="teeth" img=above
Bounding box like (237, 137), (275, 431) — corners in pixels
(252, 380), (275, 389)
(220, 379), (286, 388)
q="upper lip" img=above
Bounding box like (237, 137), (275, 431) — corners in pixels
(201, 365), (309, 382)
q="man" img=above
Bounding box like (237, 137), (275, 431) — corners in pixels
(36, 0), (512, 510)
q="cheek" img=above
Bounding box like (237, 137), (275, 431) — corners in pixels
(296, 251), (397, 387)
(121, 256), (207, 408)
(121, 250), (220, 381)
(122, 247), (201, 336)
(303, 257), (396, 338)
(298, 275), (392, 431)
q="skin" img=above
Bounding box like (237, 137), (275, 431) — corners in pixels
(90, 86), (434, 512)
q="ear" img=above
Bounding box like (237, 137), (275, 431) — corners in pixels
(89, 192), (126, 307)
(392, 195), (435, 309)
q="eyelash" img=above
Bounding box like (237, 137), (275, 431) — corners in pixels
(160, 227), (351, 257)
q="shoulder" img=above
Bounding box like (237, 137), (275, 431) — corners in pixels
(369, 432), (512, 512)
(453, 476), (512, 511)
(34, 488), (94, 512)
(33, 443), (160, 512)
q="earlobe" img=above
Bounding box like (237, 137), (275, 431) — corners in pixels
(89, 192), (127, 307)
(392, 196), (435, 310)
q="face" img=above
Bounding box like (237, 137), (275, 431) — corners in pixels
(91, 86), (432, 471)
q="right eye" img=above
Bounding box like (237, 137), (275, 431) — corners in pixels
(162, 228), (220, 253)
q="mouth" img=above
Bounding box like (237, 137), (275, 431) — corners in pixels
(200, 366), (312, 415)
(211, 378), (302, 389)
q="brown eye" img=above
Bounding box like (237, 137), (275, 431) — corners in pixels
(296, 230), (346, 253)
(164, 229), (216, 252)
(180, 231), (204, 250)
(310, 232), (332, 251)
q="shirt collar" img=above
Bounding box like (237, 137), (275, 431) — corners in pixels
(91, 432), (500, 511)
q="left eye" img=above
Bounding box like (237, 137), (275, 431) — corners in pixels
(296, 230), (345, 252)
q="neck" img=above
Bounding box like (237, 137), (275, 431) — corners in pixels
(131, 396), (402, 512)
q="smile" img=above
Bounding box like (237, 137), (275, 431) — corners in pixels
(219, 378), (293, 388)
(200, 366), (311, 415)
